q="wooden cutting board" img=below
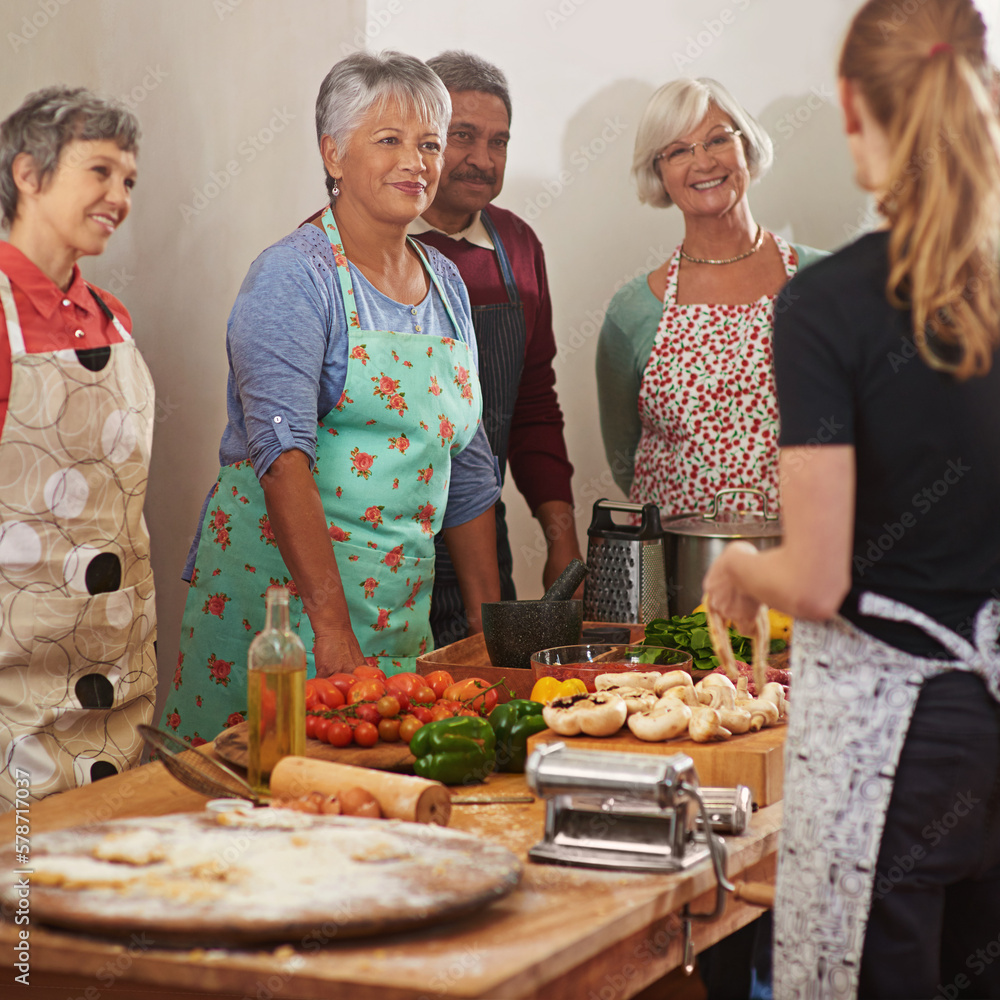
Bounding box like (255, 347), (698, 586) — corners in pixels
(527, 723), (787, 806)
(214, 721), (415, 772)
(1, 811), (521, 947)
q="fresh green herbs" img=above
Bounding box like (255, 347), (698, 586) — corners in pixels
(643, 613), (786, 671)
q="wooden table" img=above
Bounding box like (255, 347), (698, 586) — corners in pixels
(0, 752), (780, 999)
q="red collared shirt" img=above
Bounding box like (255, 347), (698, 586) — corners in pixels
(0, 241), (131, 434)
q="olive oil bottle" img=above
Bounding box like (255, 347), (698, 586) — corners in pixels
(247, 586), (306, 792)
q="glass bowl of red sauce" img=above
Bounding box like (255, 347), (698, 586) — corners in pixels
(530, 644), (693, 693)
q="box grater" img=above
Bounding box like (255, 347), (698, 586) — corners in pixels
(583, 499), (668, 624)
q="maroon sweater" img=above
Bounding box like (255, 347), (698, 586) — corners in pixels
(415, 205), (574, 512)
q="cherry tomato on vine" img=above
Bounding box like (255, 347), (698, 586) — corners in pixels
(398, 715), (424, 742)
(412, 685), (436, 705)
(354, 703), (381, 726)
(377, 718), (401, 742)
(327, 720), (353, 747)
(409, 705), (433, 724)
(376, 695), (401, 718)
(354, 721), (379, 747)
(313, 717), (333, 743)
(305, 715), (323, 739)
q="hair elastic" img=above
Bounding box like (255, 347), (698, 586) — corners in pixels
(928, 42), (953, 57)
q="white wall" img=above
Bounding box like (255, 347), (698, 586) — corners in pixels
(2, 0), (997, 726)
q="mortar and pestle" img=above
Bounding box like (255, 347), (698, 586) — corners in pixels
(480, 559), (588, 671)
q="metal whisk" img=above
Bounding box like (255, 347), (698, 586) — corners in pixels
(138, 724), (265, 806)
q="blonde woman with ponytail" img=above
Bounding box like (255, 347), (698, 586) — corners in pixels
(704, 1), (1000, 997)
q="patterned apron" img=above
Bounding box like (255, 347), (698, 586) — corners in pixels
(0, 269), (157, 811)
(171, 208), (482, 744)
(429, 207), (522, 646)
(633, 235), (797, 516)
(775, 593), (1000, 999)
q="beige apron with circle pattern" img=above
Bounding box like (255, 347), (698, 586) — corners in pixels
(0, 268), (156, 812)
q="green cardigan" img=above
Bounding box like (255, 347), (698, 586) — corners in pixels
(595, 243), (828, 498)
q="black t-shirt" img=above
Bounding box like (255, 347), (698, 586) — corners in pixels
(774, 230), (1000, 657)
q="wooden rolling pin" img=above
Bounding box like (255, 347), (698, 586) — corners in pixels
(270, 756), (452, 826)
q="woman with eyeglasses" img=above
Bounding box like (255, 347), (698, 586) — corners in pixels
(596, 78), (825, 517)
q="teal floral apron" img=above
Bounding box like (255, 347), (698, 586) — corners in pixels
(170, 209), (482, 744)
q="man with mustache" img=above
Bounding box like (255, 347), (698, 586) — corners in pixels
(411, 51), (582, 646)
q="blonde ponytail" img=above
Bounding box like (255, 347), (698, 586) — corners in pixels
(840, 0), (1000, 378)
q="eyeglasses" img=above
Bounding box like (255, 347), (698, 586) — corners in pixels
(654, 128), (744, 168)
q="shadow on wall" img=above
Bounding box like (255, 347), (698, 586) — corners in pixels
(753, 90), (870, 251)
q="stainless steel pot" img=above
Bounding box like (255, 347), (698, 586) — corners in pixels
(664, 489), (782, 616)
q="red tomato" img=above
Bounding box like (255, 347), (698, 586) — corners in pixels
(385, 673), (424, 698)
(354, 721), (379, 747)
(458, 706), (479, 717)
(313, 717), (333, 743)
(320, 686), (346, 710)
(399, 715), (423, 742)
(409, 705), (433, 724)
(423, 670), (454, 700)
(327, 720), (353, 747)
(377, 718), (401, 742)
(430, 703), (456, 722)
(354, 703), (381, 726)
(348, 679), (386, 704)
(376, 695), (401, 718)
(353, 665), (387, 682)
(443, 678), (497, 714)
(327, 672), (357, 700)
(393, 692), (411, 713)
(304, 690), (321, 712)
(412, 686), (437, 705)
(305, 715), (323, 739)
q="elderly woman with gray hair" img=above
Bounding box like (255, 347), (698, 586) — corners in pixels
(597, 78), (825, 518)
(173, 51), (501, 744)
(0, 86), (154, 809)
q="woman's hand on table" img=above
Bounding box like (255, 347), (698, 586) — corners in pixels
(313, 629), (367, 678)
(703, 541), (765, 637)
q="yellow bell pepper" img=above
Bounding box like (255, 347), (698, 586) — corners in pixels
(530, 676), (588, 704)
(768, 608), (793, 642)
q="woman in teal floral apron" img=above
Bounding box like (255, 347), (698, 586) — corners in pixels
(171, 52), (501, 745)
(705, 3), (1000, 997)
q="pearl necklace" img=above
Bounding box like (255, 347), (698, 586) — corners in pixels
(679, 225), (764, 265)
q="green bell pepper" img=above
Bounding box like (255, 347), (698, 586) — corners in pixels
(409, 716), (496, 785)
(488, 699), (548, 773)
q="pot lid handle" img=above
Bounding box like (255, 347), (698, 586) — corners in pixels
(701, 489), (778, 522)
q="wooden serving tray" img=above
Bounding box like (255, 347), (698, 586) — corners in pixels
(527, 723), (787, 806)
(214, 721), (415, 773)
(0, 811), (521, 947)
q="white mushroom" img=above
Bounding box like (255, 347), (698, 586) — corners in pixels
(596, 671), (661, 693)
(760, 682), (788, 721)
(695, 674), (738, 710)
(628, 702), (692, 742)
(741, 698), (780, 732)
(542, 692), (627, 737)
(717, 705), (753, 735)
(656, 684), (701, 708)
(653, 670), (695, 697)
(688, 705), (731, 742)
